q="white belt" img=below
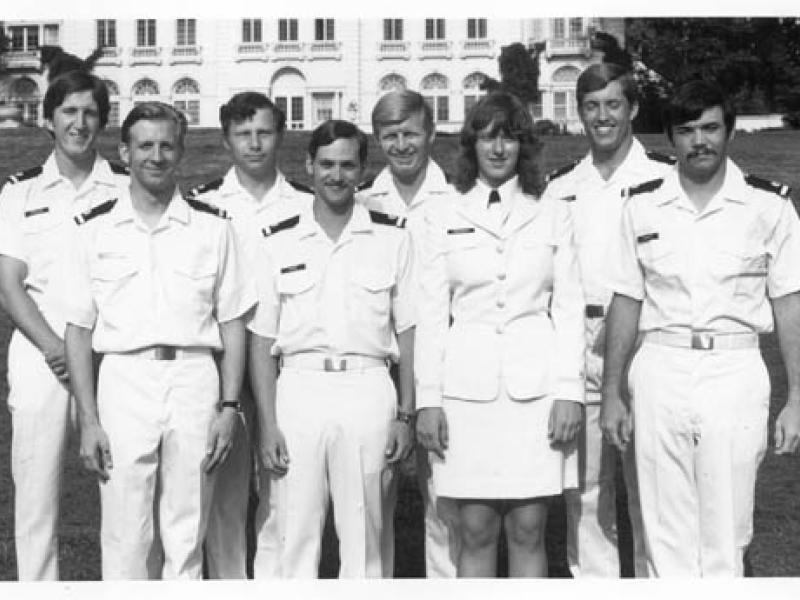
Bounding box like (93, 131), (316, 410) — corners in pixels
(281, 353), (387, 372)
(643, 331), (759, 351)
(116, 345), (212, 360)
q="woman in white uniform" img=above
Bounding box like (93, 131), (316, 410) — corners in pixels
(415, 91), (585, 577)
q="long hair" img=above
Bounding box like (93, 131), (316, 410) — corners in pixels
(452, 91), (543, 196)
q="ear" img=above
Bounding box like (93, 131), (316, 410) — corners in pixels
(221, 132), (231, 153)
(727, 127), (736, 143)
(427, 128), (437, 145)
(305, 154), (314, 178)
(118, 143), (130, 166)
(630, 101), (639, 122)
(44, 118), (55, 135)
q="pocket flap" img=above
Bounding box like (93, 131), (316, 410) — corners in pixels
(351, 268), (394, 292)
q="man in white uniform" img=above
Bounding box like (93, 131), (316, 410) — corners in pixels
(602, 80), (800, 576)
(0, 71), (128, 580)
(248, 120), (415, 577)
(188, 91), (312, 579)
(356, 89), (456, 578)
(544, 63), (673, 578)
(61, 102), (254, 579)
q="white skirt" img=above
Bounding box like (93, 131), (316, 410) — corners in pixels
(431, 389), (579, 499)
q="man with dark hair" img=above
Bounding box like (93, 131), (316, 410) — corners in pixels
(0, 70), (127, 580)
(602, 80), (800, 576)
(188, 90), (312, 579)
(543, 62), (674, 578)
(248, 119), (415, 577)
(357, 89), (455, 578)
(61, 101), (254, 579)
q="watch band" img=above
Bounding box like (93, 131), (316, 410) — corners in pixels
(395, 410), (414, 424)
(221, 400), (242, 412)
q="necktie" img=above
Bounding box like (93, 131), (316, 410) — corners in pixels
(488, 189), (500, 206)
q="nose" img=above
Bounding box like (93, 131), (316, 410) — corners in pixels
(692, 128), (705, 146)
(396, 133), (408, 152)
(597, 102), (610, 121)
(491, 135), (505, 155)
(249, 132), (261, 150)
(75, 110), (87, 129)
(151, 145), (163, 162)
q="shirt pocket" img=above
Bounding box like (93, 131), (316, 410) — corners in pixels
(520, 236), (557, 288)
(22, 210), (65, 286)
(445, 233), (485, 286)
(635, 235), (679, 280)
(171, 254), (218, 320)
(90, 255), (140, 324)
(276, 269), (318, 332)
(715, 246), (768, 298)
(349, 267), (394, 327)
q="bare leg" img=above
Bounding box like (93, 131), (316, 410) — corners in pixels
(504, 498), (549, 578)
(456, 499), (501, 578)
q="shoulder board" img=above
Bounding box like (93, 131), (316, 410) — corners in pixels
(186, 197), (229, 219)
(356, 177), (375, 193)
(745, 174), (791, 199)
(645, 151), (677, 165)
(545, 160), (579, 183)
(369, 210), (406, 229)
(626, 178), (664, 198)
(74, 198), (117, 225)
(262, 214), (301, 237)
(109, 162), (130, 176)
(287, 179), (313, 194)
(5, 165), (43, 185)
(187, 177), (224, 199)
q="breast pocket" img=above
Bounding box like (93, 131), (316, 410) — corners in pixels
(22, 211), (66, 286)
(350, 268), (394, 327)
(445, 234), (486, 285)
(171, 255), (217, 319)
(636, 237), (679, 280)
(90, 256), (140, 323)
(521, 237), (557, 287)
(716, 247), (768, 297)
(276, 270), (319, 330)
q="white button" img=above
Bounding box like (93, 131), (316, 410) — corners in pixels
(495, 324), (504, 334)
(497, 272), (506, 281)
(496, 299), (505, 308)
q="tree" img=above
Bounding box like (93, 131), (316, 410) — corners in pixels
(480, 42), (541, 106)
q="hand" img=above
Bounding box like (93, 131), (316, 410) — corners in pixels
(600, 388), (632, 452)
(775, 400), (800, 455)
(260, 422), (290, 476)
(416, 407), (448, 460)
(202, 408), (238, 474)
(80, 422), (113, 482)
(385, 420), (414, 464)
(43, 339), (69, 385)
(548, 399), (583, 445)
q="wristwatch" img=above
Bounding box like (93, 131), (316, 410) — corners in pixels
(395, 410), (414, 425)
(220, 400), (243, 413)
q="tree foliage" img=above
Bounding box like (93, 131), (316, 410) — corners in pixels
(480, 42), (541, 105)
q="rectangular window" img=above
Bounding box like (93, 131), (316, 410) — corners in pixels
(313, 93), (334, 124)
(275, 96), (288, 117)
(464, 95), (478, 119)
(569, 17), (583, 39)
(97, 20), (116, 47)
(467, 18), (487, 39)
(532, 99), (543, 120)
(314, 19), (334, 41)
(108, 102), (120, 127)
(136, 19), (156, 46)
(436, 96), (449, 122)
(43, 24), (59, 46)
(176, 19), (196, 46)
(425, 18), (445, 40)
(553, 91), (567, 120)
(383, 19), (403, 41)
(10, 26), (39, 51)
(553, 19), (565, 40)
(242, 19), (262, 43)
(291, 96), (304, 126)
(279, 19), (298, 42)
(174, 100), (199, 125)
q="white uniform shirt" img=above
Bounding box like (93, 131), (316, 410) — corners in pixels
(0, 154), (128, 330)
(188, 169), (313, 270)
(611, 159), (800, 335)
(415, 176), (585, 409)
(247, 201), (415, 362)
(543, 139), (675, 396)
(60, 189), (255, 352)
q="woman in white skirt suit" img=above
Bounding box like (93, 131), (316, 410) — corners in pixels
(415, 91), (586, 577)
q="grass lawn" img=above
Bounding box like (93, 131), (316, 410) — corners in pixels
(1, 126), (800, 579)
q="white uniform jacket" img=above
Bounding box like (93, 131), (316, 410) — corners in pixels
(415, 177), (585, 409)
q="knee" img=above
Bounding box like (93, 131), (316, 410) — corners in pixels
(459, 511), (500, 551)
(505, 511), (546, 550)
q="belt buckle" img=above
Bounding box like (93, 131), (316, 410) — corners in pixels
(154, 346), (177, 360)
(323, 357), (347, 371)
(690, 333), (714, 350)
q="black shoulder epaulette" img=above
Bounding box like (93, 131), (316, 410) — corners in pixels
(74, 198), (117, 225)
(262, 214), (300, 237)
(187, 177), (224, 199)
(5, 165), (43, 185)
(109, 162), (130, 176)
(186, 197), (228, 219)
(369, 210), (406, 229)
(626, 178), (664, 198)
(545, 160), (579, 183)
(287, 179), (313, 194)
(645, 151), (677, 165)
(356, 177), (375, 193)
(745, 174), (791, 199)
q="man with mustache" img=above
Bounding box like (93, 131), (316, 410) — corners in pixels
(187, 91), (312, 579)
(601, 80), (800, 576)
(357, 89), (456, 578)
(544, 62), (673, 578)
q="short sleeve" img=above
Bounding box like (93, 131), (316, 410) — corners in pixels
(0, 184), (26, 262)
(246, 239), (281, 339)
(214, 220), (256, 323)
(608, 199), (646, 301)
(57, 226), (98, 329)
(767, 199), (800, 298)
(391, 230), (416, 334)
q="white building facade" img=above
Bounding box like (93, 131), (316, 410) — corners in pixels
(1, 17), (624, 133)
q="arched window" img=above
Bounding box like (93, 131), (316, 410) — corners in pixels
(420, 73), (449, 124)
(552, 66), (580, 83)
(172, 77), (200, 125)
(132, 78), (159, 109)
(462, 72), (487, 119)
(378, 73), (406, 93)
(10, 77), (40, 125)
(103, 79), (120, 127)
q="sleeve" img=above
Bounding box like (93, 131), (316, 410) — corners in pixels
(391, 229), (416, 334)
(766, 199), (800, 298)
(549, 199), (586, 403)
(413, 206), (450, 409)
(213, 220), (257, 323)
(0, 184), (26, 262)
(608, 198), (646, 301)
(58, 226), (98, 329)
(245, 239), (281, 339)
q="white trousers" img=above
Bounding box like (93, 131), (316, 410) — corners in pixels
(268, 366), (395, 578)
(416, 451), (461, 577)
(629, 343), (769, 577)
(6, 331), (73, 580)
(97, 353), (219, 580)
(565, 400), (647, 577)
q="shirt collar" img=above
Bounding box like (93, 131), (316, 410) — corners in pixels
(39, 152), (115, 190)
(295, 200), (374, 241)
(220, 168), (291, 209)
(370, 159), (449, 207)
(472, 175), (520, 208)
(111, 187), (189, 226)
(658, 159), (748, 210)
